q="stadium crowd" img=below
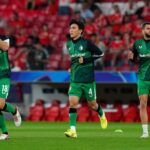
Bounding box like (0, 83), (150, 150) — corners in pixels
(0, 0), (150, 71)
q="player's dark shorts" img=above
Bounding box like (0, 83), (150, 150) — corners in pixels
(68, 82), (97, 101)
(0, 78), (10, 99)
(138, 79), (150, 96)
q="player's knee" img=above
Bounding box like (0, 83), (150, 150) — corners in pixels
(69, 100), (78, 107)
(139, 97), (147, 110)
(0, 98), (5, 109)
(88, 101), (98, 110)
(69, 96), (79, 107)
(89, 103), (97, 110)
(140, 100), (147, 110)
(140, 102), (147, 110)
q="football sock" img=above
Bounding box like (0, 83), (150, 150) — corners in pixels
(0, 111), (8, 134)
(70, 126), (76, 131)
(69, 108), (77, 131)
(142, 124), (148, 134)
(96, 105), (104, 117)
(2, 102), (16, 115)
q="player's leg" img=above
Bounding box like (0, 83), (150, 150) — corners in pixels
(0, 78), (22, 140)
(64, 83), (81, 138)
(138, 79), (149, 138)
(84, 82), (107, 129)
(0, 98), (9, 140)
(139, 95), (149, 138)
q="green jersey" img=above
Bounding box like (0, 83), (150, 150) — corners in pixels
(132, 38), (150, 81)
(67, 37), (103, 83)
(0, 36), (11, 79)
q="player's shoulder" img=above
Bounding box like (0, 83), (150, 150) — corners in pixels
(66, 39), (72, 45)
(134, 38), (144, 45)
(80, 37), (91, 45)
(81, 37), (89, 42)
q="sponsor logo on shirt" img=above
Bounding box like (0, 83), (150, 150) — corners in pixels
(139, 46), (142, 49)
(79, 46), (83, 51)
(139, 53), (150, 57)
(71, 53), (85, 57)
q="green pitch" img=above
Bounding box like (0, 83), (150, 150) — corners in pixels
(0, 122), (149, 150)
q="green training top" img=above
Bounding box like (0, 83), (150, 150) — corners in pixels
(132, 38), (150, 81)
(66, 37), (103, 83)
(0, 35), (11, 79)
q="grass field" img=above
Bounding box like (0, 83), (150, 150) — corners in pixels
(0, 121), (149, 150)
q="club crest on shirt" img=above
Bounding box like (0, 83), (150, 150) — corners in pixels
(139, 45), (142, 49)
(79, 45), (83, 51)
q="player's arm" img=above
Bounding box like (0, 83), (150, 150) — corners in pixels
(79, 40), (104, 64)
(0, 39), (9, 51)
(128, 43), (138, 62)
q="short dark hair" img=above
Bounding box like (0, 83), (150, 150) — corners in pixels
(69, 19), (85, 30)
(142, 22), (150, 29)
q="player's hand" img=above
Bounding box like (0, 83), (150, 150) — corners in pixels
(79, 57), (84, 64)
(0, 40), (9, 51)
(128, 51), (134, 60)
(68, 68), (71, 72)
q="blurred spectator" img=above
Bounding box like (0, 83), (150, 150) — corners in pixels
(16, 28), (28, 46)
(132, 18), (143, 39)
(71, 11), (82, 20)
(27, 40), (49, 70)
(108, 4), (123, 25)
(88, 0), (100, 12)
(84, 17), (97, 39)
(58, 0), (71, 15)
(93, 8), (107, 29)
(108, 35), (124, 68)
(125, 0), (139, 15)
(26, 0), (36, 9)
(0, 17), (7, 29)
(120, 14), (132, 35)
(38, 24), (50, 46)
(122, 33), (133, 50)
(5, 26), (16, 47)
(35, 0), (50, 9)
(80, 2), (94, 19)
(135, 0), (150, 19)
(46, 0), (59, 15)
(90, 33), (106, 70)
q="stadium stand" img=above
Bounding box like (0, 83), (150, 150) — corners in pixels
(26, 99), (146, 122)
(0, 0), (149, 71)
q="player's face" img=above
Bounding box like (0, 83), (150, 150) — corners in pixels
(69, 24), (82, 39)
(142, 24), (150, 38)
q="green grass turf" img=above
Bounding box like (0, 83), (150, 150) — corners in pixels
(0, 122), (149, 150)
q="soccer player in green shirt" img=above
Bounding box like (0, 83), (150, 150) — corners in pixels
(64, 19), (108, 138)
(128, 22), (150, 138)
(0, 36), (22, 140)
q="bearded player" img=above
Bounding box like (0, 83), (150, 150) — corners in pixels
(128, 22), (150, 138)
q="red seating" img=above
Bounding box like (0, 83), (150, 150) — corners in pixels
(59, 106), (69, 122)
(77, 104), (90, 122)
(123, 104), (139, 122)
(44, 100), (60, 121)
(14, 53), (27, 70)
(60, 54), (71, 70)
(27, 99), (45, 121)
(105, 103), (123, 122)
(89, 110), (99, 122)
(147, 106), (150, 122)
(46, 54), (61, 70)
(44, 106), (60, 121)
